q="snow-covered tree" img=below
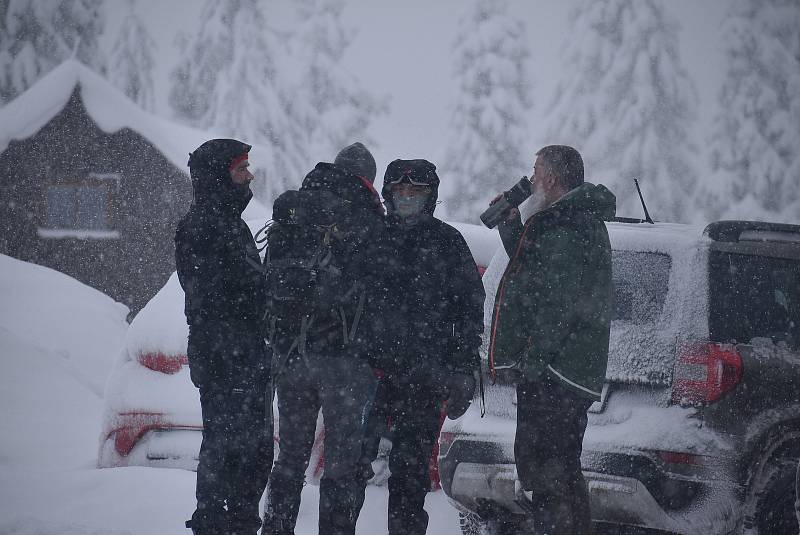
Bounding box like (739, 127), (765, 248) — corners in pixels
(107, 0), (155, 111)
(442, 0), (532, 223)
(289, 0), (387, 159)
(0, 0), (106, 104)
(169, 0), (307, 200)
(706, 0), (800, 222)
(545, 0), (700, 223)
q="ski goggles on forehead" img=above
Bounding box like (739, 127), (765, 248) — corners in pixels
(384, 160), (439, 187)
(385, 174), (432, 187)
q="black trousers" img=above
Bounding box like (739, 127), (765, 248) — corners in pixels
(264, 353), (377, 535)
(514, 379), (593, 535)
(186, 327), (273, 534)
(385, 374), (445, 535)
(192, 383), (273, 534)
(361, 373), (393, 471)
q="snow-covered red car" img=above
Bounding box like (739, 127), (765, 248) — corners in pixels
(98, 218), (499, 476)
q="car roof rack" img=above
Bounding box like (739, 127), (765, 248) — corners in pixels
(704, 220), (800, 243)
(612, 216), (655, 224)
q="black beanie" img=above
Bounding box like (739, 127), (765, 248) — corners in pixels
(334, 142), (377, 184)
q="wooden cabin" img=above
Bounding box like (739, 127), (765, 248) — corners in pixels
(0, 60), (206, 315)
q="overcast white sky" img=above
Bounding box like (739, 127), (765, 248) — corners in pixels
(104, 0), (729, 184)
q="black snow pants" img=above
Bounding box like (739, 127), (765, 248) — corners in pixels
(513, 378), (593, 535)
(187, 328), (273, 535)
(264, 352), (377, 535)
(384, 373), (446, 535)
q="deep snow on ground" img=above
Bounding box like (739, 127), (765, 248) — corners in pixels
(0, 465), (458, 535)
(0, 255), (461, 534)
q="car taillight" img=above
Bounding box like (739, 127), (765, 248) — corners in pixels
(111, 412), (167, 456)
(672, 342), (742, 405)
(138, 352), (188, 374)
(654, 450), (705, 466)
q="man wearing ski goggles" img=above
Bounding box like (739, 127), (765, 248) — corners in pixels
(383, 159), (438, 220)
(372, 158), (485, 535)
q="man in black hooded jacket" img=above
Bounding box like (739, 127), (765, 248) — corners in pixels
(378, 159), (485, 535)
(175, 139), (272, 535)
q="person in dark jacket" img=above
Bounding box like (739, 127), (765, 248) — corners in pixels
(378, 159), (485, 535)
(263, 142), (384, 535)
(175, 139), (273, 535)
(488, 145), (615, 535)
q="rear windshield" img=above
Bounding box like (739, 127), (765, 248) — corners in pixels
(710, 251), (800, 350)
(613, 251), (671, 323)
(606, 251), (674, 384)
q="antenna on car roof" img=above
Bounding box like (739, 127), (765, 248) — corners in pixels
(634, 179), (654, 224)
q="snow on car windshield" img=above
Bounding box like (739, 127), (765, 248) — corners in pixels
(607, 251), (673, 384)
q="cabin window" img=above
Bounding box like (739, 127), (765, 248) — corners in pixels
(46, 185), (108, 229)
(39, 174), (120, 239)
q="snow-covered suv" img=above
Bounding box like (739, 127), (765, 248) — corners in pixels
(439, 220), (800, 535)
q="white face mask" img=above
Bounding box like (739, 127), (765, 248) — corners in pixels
(392, 193), (428, 219)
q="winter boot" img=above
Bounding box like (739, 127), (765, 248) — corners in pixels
(261, 516), (294, 535)
(264, 469), (304, 535)
(185, 508), (226, 535)
(319, 477), (362, 535)
(226, 511), (263, 535)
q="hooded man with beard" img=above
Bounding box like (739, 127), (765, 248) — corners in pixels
(376, 159), (485, 535)
(175, 139), (272, 535)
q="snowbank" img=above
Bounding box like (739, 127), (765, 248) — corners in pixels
(0, 255), (129, 470)
(0, 254), (129, 396)
(0, 253), (459, 530)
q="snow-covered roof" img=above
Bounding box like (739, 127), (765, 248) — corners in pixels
(0, 59), (268, 174)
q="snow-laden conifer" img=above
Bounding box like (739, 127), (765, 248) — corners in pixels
(108, 0), (155, 112)
(545, 0), (699, 222)
(289, 0), (387, 160)
(169, 0), (306, 200)
(442, 0), (532, 223)
(0, 0), (106, 104)
(706, 0), (800, 222)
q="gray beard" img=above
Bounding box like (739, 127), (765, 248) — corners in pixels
(518, 189), (549, 222)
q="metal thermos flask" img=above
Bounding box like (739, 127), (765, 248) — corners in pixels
(479, 177), (532, 229)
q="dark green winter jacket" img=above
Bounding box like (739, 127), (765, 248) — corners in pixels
(488, 183), (616, 400)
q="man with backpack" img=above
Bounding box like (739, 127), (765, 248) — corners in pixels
(263, 142), (385, 535)
(378, 159), (485, 535)
(175, 139), (273, 535)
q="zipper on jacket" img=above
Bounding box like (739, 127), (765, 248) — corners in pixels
(488, 218), (537, 379)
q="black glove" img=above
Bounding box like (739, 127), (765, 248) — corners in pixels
(446, 372), (477, 420)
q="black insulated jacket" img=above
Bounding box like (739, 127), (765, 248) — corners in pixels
(376, 214), (485, 376)
(175, 139), (267, 330)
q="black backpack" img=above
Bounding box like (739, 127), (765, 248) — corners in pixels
(265, 188), (366, 357)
